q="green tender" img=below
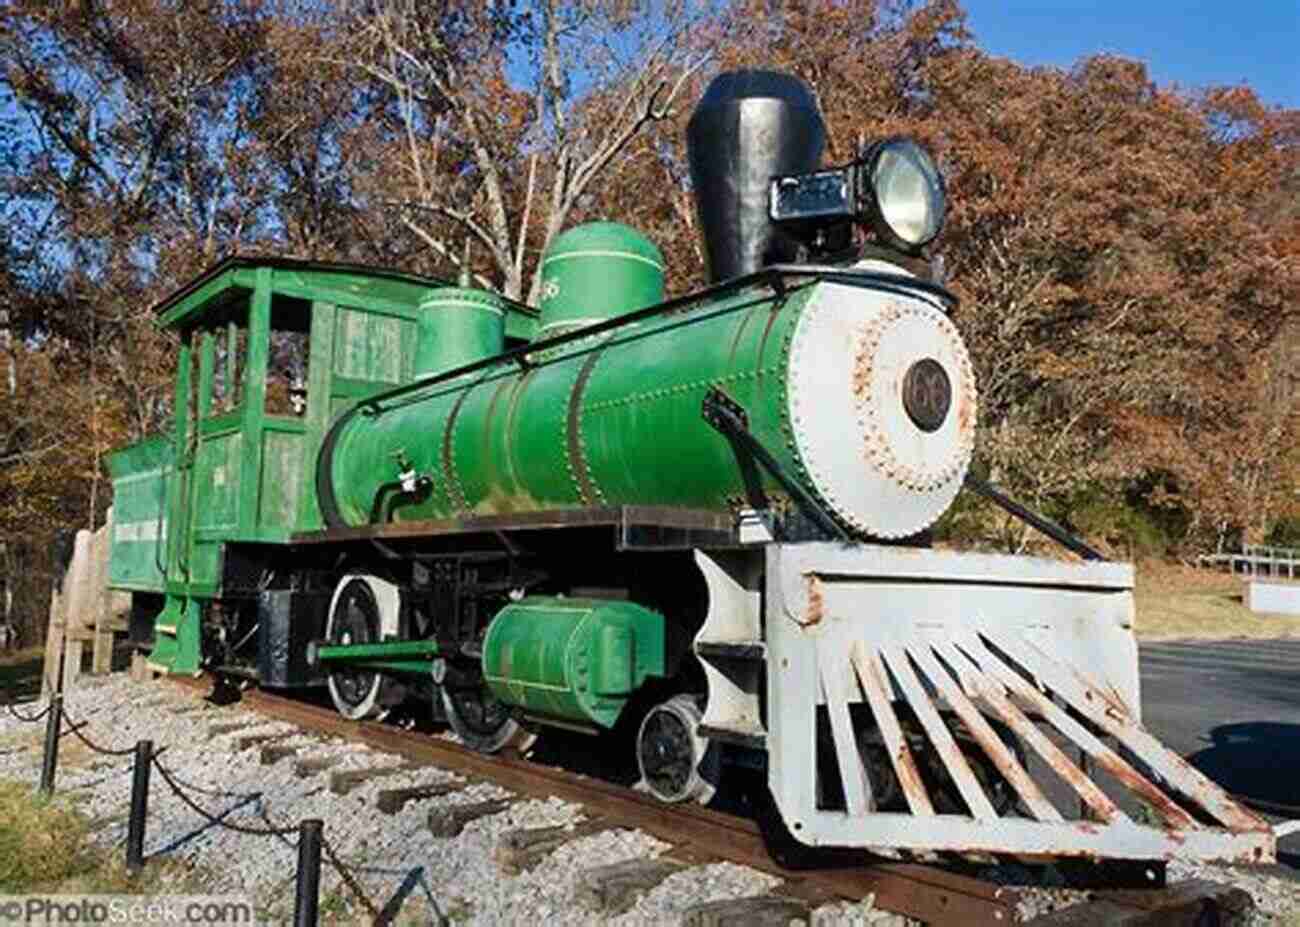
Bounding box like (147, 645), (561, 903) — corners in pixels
(327, 280), (819, 524)
(106, 436), (173, 593)
(482, 597), (665, 729)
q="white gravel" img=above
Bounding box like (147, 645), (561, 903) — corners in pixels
(6, 673), (1294, 925)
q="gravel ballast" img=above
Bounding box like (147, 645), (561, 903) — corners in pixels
(3, 673), (1296, 924)
(0, 675), (914, 925)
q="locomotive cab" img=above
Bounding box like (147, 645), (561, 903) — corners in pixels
(108, 258), (539, 675)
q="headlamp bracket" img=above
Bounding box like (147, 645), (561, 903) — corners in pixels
(769, 136), (944, 259)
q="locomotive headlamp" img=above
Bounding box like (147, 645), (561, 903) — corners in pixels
(768, 136), (946, 256)
(864, 137), (945, 252)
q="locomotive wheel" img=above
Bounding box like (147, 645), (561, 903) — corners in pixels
(440, 685), (530, 754)
(636, 695), (718, 804)
(324, 577), (390, 721)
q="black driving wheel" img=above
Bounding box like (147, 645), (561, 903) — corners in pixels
(326, 578), (386, 720)
(636, 695), (716, 804)
(440, 685), (525, 754)
(640, 707), (693, 798)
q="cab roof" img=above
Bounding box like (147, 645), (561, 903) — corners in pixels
(151, 256), (538, 333)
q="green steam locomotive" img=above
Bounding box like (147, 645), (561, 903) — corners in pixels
(106, 71), (1275, 865)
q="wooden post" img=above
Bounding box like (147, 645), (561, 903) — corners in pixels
(91, 509), (115, 674)
(60, 530), (92, 691)
(42, 560), (68, 700)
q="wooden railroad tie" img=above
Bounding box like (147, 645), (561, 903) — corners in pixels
(427, 799), (514, 838)
(1025, 879), (1254, 926)
(494, 818), (611, 875)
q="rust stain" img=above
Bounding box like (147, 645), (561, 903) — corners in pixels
(754, 302), (784, 397)
(851, 647), (935, 816)
(892, 742), (931, 815)
(986, 644), (1200, 829)
(956, 391), (973, 435)
(727, 304), (755, 367)
(800, 573), (825, 627)
(757, 300), (782, 361)
(1091, 748), (1197, 829)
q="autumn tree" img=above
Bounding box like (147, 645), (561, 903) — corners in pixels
(338, 0), (708, 302)
(0, 0), (343, 642)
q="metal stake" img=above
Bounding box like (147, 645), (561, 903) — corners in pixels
(293, 819), (323, 927)
(38, 693), (62, 795)
(126, 740), (153, 872)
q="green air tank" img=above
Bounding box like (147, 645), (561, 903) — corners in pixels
(413, 287), (506, 377)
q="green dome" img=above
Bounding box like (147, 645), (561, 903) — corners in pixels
(538, 222), (665, 338)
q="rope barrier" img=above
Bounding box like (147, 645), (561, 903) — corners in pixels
(321, 834), (381, 924)
(154, 766), (254, 800)
(6, 699), (50, 723)
(24, 680), (384, 924)
(151, 755), (381, 920)
(151, 757), (300, 838)
(59, 708), (138, 757)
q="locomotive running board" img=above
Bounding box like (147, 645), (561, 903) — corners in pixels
(693, 545), (1276, 864)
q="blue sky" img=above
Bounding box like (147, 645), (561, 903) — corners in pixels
(961, 0), (1299, 109)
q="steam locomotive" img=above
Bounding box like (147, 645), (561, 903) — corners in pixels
(107, 71), (1275, 865)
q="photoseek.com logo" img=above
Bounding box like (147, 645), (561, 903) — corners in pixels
(0, 895), (255, 925)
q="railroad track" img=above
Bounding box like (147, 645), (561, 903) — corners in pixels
(169, 676), (1254, 926)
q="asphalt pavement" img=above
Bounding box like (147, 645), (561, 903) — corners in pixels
(1139, 637), (1300, 871)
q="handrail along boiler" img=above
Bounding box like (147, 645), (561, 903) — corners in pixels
(105, 70), (1276, 866)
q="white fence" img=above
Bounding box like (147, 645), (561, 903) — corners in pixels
(1199, 544), (1300, 581)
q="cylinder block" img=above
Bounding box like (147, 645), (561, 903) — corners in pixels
(481, 597), (666, 729)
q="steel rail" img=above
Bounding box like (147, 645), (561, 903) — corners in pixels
(168, 676), (1014, 925)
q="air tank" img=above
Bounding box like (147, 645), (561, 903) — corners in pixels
(413, 288), (506, 377)
(686, 70), (826, 283)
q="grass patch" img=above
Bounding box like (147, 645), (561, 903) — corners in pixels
(0, 646), (45, 704)
(1134, 562), (1300, 641)
(0, 779), (206, 895)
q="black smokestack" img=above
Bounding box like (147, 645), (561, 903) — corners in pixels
(686, 70), (826, 283)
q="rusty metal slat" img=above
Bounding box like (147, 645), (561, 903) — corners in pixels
(909, 640), (1061, 822)
(849, 644), (935, 816)
(959, 637), (1200, 831)
(937, 640), (1122, 824)
(880, 644), (999, 821)
(817, 640), (872, 815)
(1001, 632), (1270, 835)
